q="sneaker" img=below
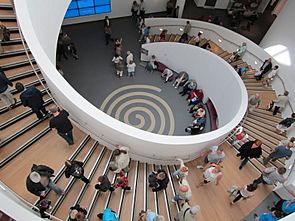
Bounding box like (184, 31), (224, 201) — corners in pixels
(196, 165), (203, 169)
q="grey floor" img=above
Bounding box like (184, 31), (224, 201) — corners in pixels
(61, 17), (210, 136)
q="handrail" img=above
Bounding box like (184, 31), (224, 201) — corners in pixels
(149, 22), (295, 113)
(0, 181), (63, 221)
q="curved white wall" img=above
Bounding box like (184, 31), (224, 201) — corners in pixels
(14, 0), (248, 164)
(141, 42), (247, 127)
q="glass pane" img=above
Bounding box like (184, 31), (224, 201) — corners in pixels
(68, 0), (78, 9)
(65, 9), (79, 18)
(95, 5), (111, 14)
(79, 7), (95, 15)
(77, 0), (94, 8)
(94, 0), (110, 6)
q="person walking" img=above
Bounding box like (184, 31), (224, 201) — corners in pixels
(26, 164), (64, 197)
(127, 60), (136, 77)
(236, 139), (262, 169)
(229, 183), (257, 205)
(197, 146), (225, 169)
(183, 21), (191, 35)
(131, 1), (139, 21)
(95, 175), (115, 192)
(248, 93), (261, 112)
(109, 145), (130, 173)
(263, 142), (293, 165)
(0, 66), (16, 109)
(172, 177), (192, 203)
(104, 25), (113, 45)
(197, 163), (223, 187)
(175, 201), (200, 221)
(139, 0), (146, 19)
(276, 113), (295, 134)
(255, 58), (273, 81)
(64, 160), (90, 184)
(172, 158), (189, 180)
(252, 167), (286, 186)
(272, 91), (289, 116)
(49, 105), (74, 145)
(15, 82), (49, 119)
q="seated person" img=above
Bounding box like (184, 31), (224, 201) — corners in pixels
(145, 55), (157, 72)
(161, 68), (174, 83)
(193, 106), (206, 119)
(201, 41), (211, 51)
(235, 65), (248, 77)
(269, 198), (295, 216)
(188, 102), (203, 113)
(185, 117), (206, 135)
(187, 89), (204, 105)
(173, 71), (189, 89)
(159, 29), (168, 41)
(179, 79), (197, 96)
(228, 42), (247, 63)
(148, 169), (169, 192)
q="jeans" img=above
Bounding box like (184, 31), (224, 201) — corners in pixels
(173, 194), (185, 202)
(239, 157), (249, 169)
(263, 151), (280, 165)
(127, 71), (134, 77)
(33, 106), (48, 119)
(253, 174), (267, 186)
(232, 191), (243, 203)
(47, 179), (63, 195)
(273, 106), (281, 116)
(58, 130), (74, 144)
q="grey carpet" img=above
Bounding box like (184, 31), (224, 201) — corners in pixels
(61, 17), (210, 136)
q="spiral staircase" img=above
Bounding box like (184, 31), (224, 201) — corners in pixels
(0, 1), (292, 221)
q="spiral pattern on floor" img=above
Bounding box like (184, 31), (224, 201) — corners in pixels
(100, 85), (175, 135)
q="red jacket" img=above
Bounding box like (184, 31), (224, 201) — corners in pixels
(112, 175), (129, 188)
(188, 89), (204, 101)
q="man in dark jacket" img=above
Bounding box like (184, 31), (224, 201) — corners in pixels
(149, 169), (169, 192)
(236, 139), (262, 169)
(15, 82), (48, 119)
(255, 58), (272, 80)
(49, 105), (74, 145)
(95, 175), (115, 192)
(0, 66), (16, 109)
(64, 160), (89, 184)
(26, 164), (63, 196)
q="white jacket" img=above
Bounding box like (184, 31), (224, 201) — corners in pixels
(114, 146), (130, 173)
(127, 63), (136, 72)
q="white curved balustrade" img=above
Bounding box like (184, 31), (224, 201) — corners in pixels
(13, 0), (248, 164)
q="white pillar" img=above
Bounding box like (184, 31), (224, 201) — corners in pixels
(176, 0), (186, 18)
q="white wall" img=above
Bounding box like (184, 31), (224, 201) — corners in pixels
(141, 42), (247, 127)
(63, 0), (167, 25)
(260, 0), (295, 117)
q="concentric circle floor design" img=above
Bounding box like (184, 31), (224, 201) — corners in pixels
(100, 84), (175, 135)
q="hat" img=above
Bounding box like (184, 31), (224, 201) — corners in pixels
(179, 185), (189, 192)
(190, 205), (200, 215)
(29, 171), (41, 183)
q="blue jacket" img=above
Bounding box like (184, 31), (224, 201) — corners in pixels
(258, 213), (279, 221)
(102, 208), (119, 221)
(282, 200), (295, 215)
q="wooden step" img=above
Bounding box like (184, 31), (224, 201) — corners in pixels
(174, 34), (181, 42)
(247, 113), (278, 127)
(249, 111), (281, 123)
(254, 108), (282, 119)
(168, 34), (176, 42)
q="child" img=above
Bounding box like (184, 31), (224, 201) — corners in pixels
(127, 60), (136, 77)
(112, 172), (131, 191)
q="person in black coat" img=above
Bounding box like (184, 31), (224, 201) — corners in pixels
(95, 174), (115, 192)
(26, 164), (64, 196)
(69, 204), (87, 221)
(149, 169), (169, 192)
(0, 66), (16, 109)
(15, 82), (49, 119)
(64, 160), (89, 184)
(255, 58), (272, 80)
(236, 139), (262, 170)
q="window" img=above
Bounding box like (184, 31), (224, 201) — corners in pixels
(65, 0), (111, 18)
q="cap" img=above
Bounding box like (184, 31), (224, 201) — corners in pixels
(190, 205), (200, 215)
(29, 171), (41, 183)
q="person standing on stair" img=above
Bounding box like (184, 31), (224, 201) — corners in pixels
(49, 105), (74, 145)
(276, 113), (295, 135)
(95, 175), (115, 192)
(252, 167), (286, 187)
(263, 142), (294, 165)
(255, 58), (273, 81)
(0, 66), (16, 109)
(148, 169), (169, 192)
(172, 158), (189, 180)
(183, 21), (191, 35)
(175, 201), (200, 221)
(15, 82), (49, 119)
(172, 177), (192, 203)
(109, 145), (130, 173)
(272, 91), (289, 116)
(236, 139), (262, 170)
(64, 160), (90, 184)
(248, 93), (261, 112)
